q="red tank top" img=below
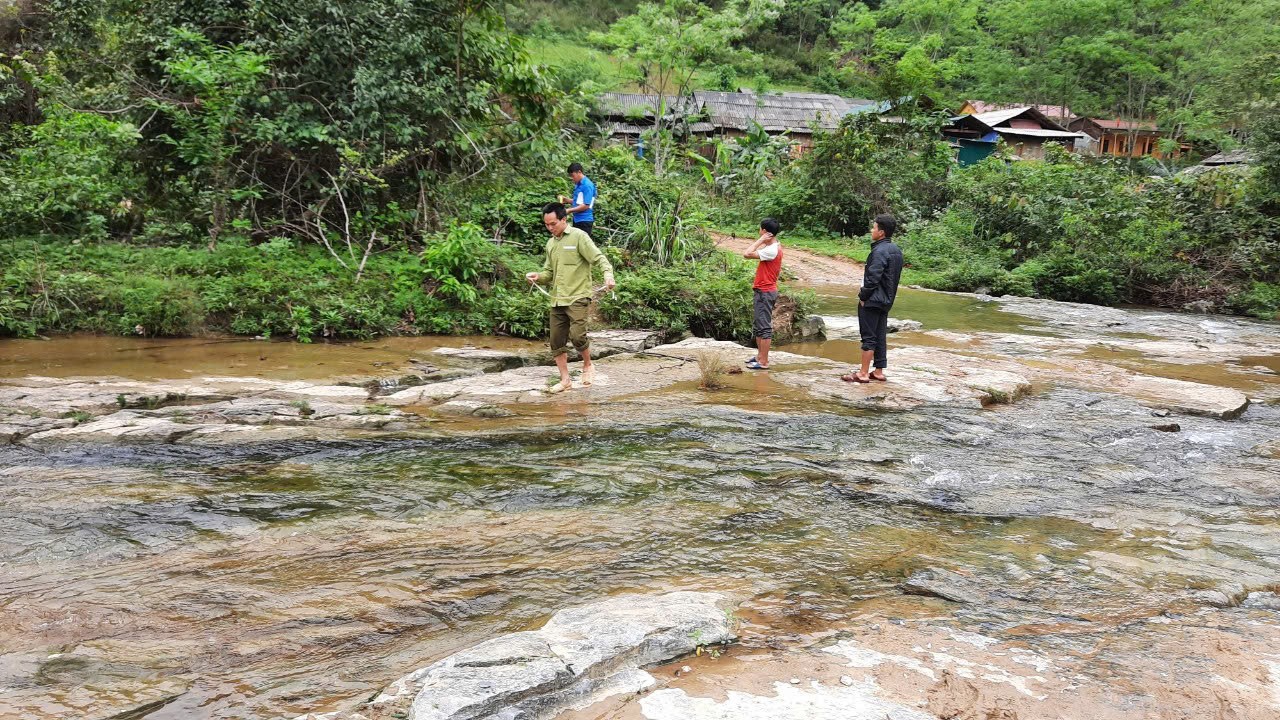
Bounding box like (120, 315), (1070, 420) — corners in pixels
(753, 245), (782, 292)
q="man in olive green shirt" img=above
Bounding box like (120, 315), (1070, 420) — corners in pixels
(526, 202), (615, 393)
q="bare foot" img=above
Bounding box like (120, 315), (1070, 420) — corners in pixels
(870, 370), (887, 381)
(581, 366), (595, 387)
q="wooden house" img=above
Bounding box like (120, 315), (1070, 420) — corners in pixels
(1068, 117), (1179, 158)
(593, 93), (709, 144)
(941, 114), (1002, 166)
(690, 90), (875, 154)
(955, 107), (1084, 160)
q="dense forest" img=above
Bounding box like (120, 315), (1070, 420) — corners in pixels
(1, 0), (1278, 341)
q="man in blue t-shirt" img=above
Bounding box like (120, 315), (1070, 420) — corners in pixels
(561, 162), (597, 237)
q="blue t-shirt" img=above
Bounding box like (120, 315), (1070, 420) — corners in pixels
(572, 176), (596, 223)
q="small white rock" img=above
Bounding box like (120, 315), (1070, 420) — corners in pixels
(790, 677), (800, 685)
(681, 666), (692, 674)
(840, 675), (854, 686)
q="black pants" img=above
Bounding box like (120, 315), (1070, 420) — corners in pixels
(858, 304), (889, 369)
(573, 221), (594, 238)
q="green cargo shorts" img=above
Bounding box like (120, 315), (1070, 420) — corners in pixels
(549, 298), (591, 355)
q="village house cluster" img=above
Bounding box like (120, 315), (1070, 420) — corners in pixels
(593, 91), (1194, 166)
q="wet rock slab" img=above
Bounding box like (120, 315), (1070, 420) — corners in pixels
(639, 680), (937, 720)
(818, 315), (923, 340)
(432, 330), (662, 371)
(297, 591), (734, 720)
(775, 346), (1032, 410)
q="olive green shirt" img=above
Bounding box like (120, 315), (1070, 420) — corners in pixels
(535, 226), (615, 307)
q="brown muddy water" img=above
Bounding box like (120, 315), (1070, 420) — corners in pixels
(0, 335), (541, 381)
(2, 290), (1280, 719)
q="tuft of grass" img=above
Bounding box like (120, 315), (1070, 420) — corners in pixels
(697, 351), (728, 390)
(63, 410), (93, 424)
(360, 403), (392, 416)
(289, 399), (315, 417)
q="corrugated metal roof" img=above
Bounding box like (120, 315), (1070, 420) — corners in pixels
(1090, 117), (1158, 131)
(973, 107), (1034, 128)
(692, 90), (871, 133)
(1202, 149), (1254, 165)
(974, 106), (1072, 133)
(995, 127), (1084, 139)
(595, 93), (700, 117)
(966, 100), (1076, 120)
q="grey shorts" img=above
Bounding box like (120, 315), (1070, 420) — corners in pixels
(753, 289), (777, 339)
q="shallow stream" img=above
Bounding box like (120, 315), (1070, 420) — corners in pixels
(2, 287), (1278, 719)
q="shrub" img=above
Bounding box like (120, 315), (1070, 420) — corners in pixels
(696, 351), (728, 390)
(764, 113), (952, 235)
(1229, 282), (1280, 320)
(115, 276), (205, 336)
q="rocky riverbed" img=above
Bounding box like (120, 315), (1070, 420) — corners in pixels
(1, 288), (1278, 719)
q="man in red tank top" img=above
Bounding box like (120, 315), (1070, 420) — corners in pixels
(743, 218), (782, 370)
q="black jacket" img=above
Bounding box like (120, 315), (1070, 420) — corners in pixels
(859, 239), (904, 309)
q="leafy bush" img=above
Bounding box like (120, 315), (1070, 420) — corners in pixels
(886, 146), (1278, 310)
(421, 223), (498, 304)
(115, 276), (205, 336)
(1229, 282), (1280, 320)
(599, 254), (767, 341)
(0, 105), (142, 237)
(759, 113), (952, 235)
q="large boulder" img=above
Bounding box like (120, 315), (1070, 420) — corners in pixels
(432, 346), (529, 373)
(769, 295), (829, 344)
(1104, 374), (1249, 420)
(302, 591), (735, 720)
(818, 315), (923, 340)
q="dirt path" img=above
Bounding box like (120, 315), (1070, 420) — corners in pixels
(712, 231), (863, 284)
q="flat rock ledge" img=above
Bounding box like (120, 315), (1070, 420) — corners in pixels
(818, 315), (923, 340)
(295, 591), (734, 720)
(433, 330), (662, 371)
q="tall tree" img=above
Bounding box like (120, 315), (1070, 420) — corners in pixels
(596, 0), (782, 175)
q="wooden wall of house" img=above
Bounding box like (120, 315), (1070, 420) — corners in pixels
(1098, 132), (1178, 158)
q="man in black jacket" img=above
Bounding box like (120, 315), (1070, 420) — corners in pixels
(843, 214), (904, 384)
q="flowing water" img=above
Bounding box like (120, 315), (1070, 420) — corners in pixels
(2, 289), (1279, 719)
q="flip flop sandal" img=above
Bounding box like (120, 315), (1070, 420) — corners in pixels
(547, 380), (573, 394)
(745, 359), (769, 370)
(840, 373), (871, 383)
(581, 367), (595, 387)
(870, 373), (887, 382)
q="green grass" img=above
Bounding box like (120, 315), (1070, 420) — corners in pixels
(527, 38), (635, 91)
(781, 230), (871, 263)
(710, 224), (938, 288)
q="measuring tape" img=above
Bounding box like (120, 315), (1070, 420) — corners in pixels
(528, 282), (616, 301)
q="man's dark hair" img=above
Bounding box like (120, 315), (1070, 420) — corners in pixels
(874, 214), (897, 238)
(542, 202), (567, 219)
(567, 162), (584, 174)
(760, 217), (781, 235)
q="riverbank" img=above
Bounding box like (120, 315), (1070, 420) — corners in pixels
(0, 234), (804, 343)
(2, 286), (1278, 719)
